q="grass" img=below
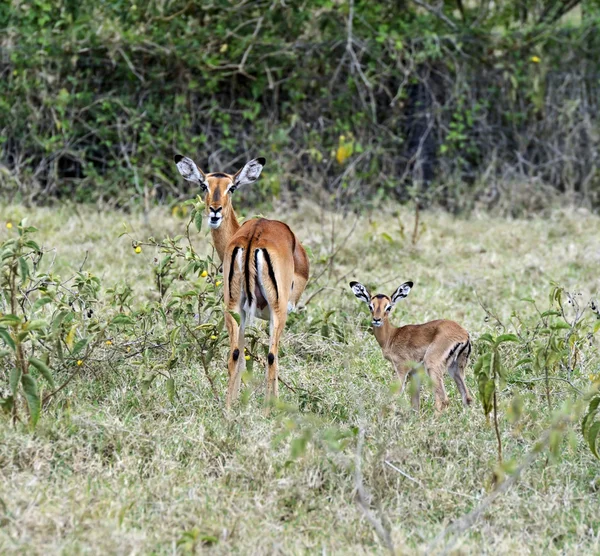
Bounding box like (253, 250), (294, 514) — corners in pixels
(1, 201), (599, 554)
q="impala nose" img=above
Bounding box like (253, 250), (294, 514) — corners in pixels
(372, 318), (383, 327)
(208, 206), (222, 228)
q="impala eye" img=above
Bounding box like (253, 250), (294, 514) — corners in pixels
(385, 305), (392, 312)
(369, 304), (374, 311)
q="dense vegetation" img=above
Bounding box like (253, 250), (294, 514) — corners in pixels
(2, 0), (600, 208)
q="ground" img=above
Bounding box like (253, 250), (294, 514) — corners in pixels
(1, 201), (599, 554)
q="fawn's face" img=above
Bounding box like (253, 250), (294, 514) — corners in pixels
(349, 281), (414, 327)
(367, 294), (394, 327)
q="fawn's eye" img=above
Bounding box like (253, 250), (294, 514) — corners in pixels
(385, 305), (392, 312)
(369, 304), (374, 311)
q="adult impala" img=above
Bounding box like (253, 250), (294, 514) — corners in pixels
(173, 155), (309, 313)
(174, 154), (309, 407)
(350, 280), (472, 412)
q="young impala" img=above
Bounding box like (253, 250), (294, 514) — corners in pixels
(350, 280), (473, 412)
(173, 154), (309, 408)
(173, 155), (309, 313)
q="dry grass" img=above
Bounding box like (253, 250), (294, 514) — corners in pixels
(1, 201), (599, 554)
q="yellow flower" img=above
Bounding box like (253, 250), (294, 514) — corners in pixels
(6, 222), (12, 229)
(530, 56), (541, 64)
(201, 270), (208, 278)
(245, 355), (251, 361)
(210, 335), (217, 340)
(220, 44), (228, 53)
(77, 360), (83, 366)
(215, 281), (222, 287)
(126, 347), (131, 352)
(105, 340), (112, 345)
(134, 245), (142, 254)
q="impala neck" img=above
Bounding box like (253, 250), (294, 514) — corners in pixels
(373, 318), (395, 350)
(211, 207), (241, 263)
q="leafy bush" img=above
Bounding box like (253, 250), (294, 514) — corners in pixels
(1, 1), (600, 208)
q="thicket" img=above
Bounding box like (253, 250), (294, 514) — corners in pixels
(2, 0), (600, 209)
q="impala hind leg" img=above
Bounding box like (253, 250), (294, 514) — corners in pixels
(425, 361), (450, 413)
(288, 272), (308, 313)
(266, 307), (287, 403)
(454, 342), (473, 406)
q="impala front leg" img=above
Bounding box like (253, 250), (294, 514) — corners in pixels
(393, 361), (420, 412)
(225, 305), (245, 409)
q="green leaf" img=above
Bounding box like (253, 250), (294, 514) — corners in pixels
(582, 396), (600, 437)
(29, 356), (55, 388)
(72, 338), (89, 356)
(24, 240), (41, 252)
(541, 310), (561, 318)
(111, 314), (135, 326)
(166, 377), (176, 404)
(0, 314), (21, 326)
(25, 319), (47, 331)
(478, 374), (495, 417)
(478, 333), (494, 344)
(495, 333), (519, 344)
(21, 374), (41, 428)
(194, 210), (203, 232)
(228, 311), (241, 325)
(32, 297), (53, 312)
(0, 328), (15, 350)
(585, 420), (600, 460)
(10, 367), (22, 396)
(18, 256), (30, 282)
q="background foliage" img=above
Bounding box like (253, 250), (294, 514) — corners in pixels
(2, 0), (600, 209)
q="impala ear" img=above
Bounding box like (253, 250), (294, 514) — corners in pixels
(349, 281), (371, 304)
(174, 155), (208, 191)
(230, 157), (266, 192)
(390, 281), (413, 305)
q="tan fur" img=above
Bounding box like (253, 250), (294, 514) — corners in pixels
(224, 219), (302, 408)
(351, 283), (473, 412)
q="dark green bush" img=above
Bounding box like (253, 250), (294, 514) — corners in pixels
(1, 0), (600, 208)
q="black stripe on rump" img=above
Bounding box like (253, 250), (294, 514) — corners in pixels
(464, 340), (472, 359)
(261, 248), (279, 301)
(228, 246), (240, 297)
(245, 234), (254, 306)
(446, 342), (462, 364)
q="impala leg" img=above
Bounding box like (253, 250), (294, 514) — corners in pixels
(408, 370), (422, 413)
(425, 361), (449, 413)
(266, 307), (287, 403)
(456, 344), (473, 406)
(394, 362), (421, 412)
(225, 306), (244, 409)
(288, 271), (308, 313)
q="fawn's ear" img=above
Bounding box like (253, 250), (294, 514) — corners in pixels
(350, 281), (371, 304)
(173, 155), (208, 191)
(230, 157), (266, 193)
(390, 281), (413, 305)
